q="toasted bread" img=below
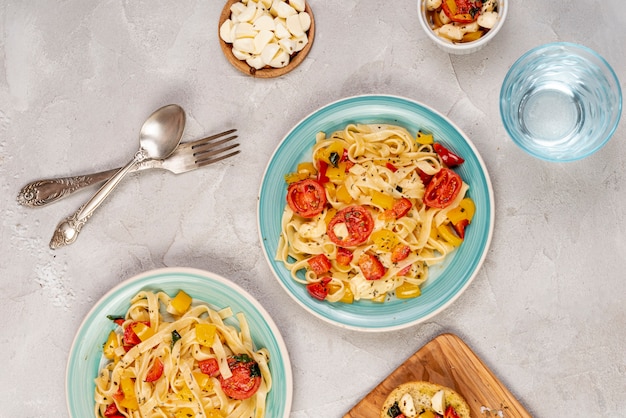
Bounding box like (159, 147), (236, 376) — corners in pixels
(380, 381), (470, 418)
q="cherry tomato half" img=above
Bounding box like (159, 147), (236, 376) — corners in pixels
(327, 205), (375, 247)
(219, 355), (262, 400)
(441, 0), (482, 23)
(336, 247), (353, 266)
(307, 254), (332, 275)
(198, 358), (220, 377)
(306, 277), (331, 301)
(423, 168), (462, 209)
(434, 143), (465, 167)
(286, 178), (327, 218)
(444, 405), (461, 418)
(358, 253), (386, 281)
(144, 358), (164, 382)
(122, 321), (149, 348)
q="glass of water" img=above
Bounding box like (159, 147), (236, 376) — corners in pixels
(500, 42), (622, 162)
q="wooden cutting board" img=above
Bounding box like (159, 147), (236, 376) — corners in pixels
(344, 333), (531, 418)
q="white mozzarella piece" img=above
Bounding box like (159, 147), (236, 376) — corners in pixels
(286, 13), (304, 37)
(252, 14), (275, 31)
(399, 393), (417, 417)
(292, 34), (308, 52)
(246, 55), (265, 69)
(232, 48), (251, 61)
(233, 37), (255, 54)
(219, 19), (234, 43)
(274, 20), (291, 39)
(289, 0), (306, 12)
(254, 29), (275, 54)
(238, 1), (258, 22)
(431, 390), (445, 415)
(272, 0), (297, 18)
(477, 11), (498, 29)
(299, 11), (311, 32)
(269, 48), (290, 68)
(260, 42), (280, 65)
(235, 22), (257, 38)
(278, 37), (296, 54)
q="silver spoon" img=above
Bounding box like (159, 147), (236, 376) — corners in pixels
(49, 104), (186, 249)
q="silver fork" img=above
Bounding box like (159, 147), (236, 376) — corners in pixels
(17, 129), (240, 208)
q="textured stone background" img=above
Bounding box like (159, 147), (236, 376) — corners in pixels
(1, 0), (625, 416)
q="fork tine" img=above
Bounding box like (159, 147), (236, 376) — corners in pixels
(191, 133), (238, 152)
(176, 129), (237, 151)
(195, 143), (241, 167)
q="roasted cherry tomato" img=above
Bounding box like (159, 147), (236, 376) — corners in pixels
(391, 197), (412, 218)
(104, 403), (122, 417)
(327, 205), (375, 247)
(286, 178), (327, 218)
(336, 247), (353, 266)
(145, 358), (164, 382)
(316, 160), (330, 184)
(434, 143), (465, 167)
(122, 321), (149, 348)
(424, 168), (462, 209)
(391, 244), (410, 263)
(306, 277), (331, 301)
(441, 0), (482, 23)
(219, 355), (262, 400)
(385, 162), (398, 172)
(444, 405), (461, 418)
(358, 253), (386, 280)
(199, 358), (220, 377)
(416, 168), (433, 186)
(453, 218), (470, 239)
(307, 254), (332, 275)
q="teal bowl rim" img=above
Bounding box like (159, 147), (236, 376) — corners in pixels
(499, 41), (623, 162)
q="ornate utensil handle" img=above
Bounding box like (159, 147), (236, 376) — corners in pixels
(49, 150), (147, 249)
(17, 168), (121, 207)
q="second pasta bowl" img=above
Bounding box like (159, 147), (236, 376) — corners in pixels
(258, 95), (494, 331)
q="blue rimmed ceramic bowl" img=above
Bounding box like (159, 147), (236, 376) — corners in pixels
(66, 267), (292, 417)
(258, 94), (494, 332)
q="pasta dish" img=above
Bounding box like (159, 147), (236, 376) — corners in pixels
(94, 289), (271, 418)
(276, 123), (475, 303)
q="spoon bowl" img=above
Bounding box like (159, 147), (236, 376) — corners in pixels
(49, 104), (186, 249)
(140, 104), (186, 159)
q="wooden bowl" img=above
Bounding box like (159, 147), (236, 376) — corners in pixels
(218, 0), (315, 78)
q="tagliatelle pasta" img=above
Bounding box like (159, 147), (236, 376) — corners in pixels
(276, 123), (473, 303)
(94, 290), (271, 418)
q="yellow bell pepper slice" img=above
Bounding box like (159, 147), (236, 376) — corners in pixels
(177, 385), (194, 402)
(416, 131), (434, 145)
(371, 293), (387, 303)
(447, 197), (476, 224)
(335, 183), (352, 204)
(169, 289), (192, 315)
(328, 283), (354, 304)
(119, 376), (138, 410)
(193, 372), (214, 391)
(371, 190), (395, 210)
(371, 229), (400, 252)
(324, 207), (337, 225)
(103, 331), (119, 360)
(131, 322), (155, 342)
(436, 224), (463, 247)
(204, 408), (225, 418)
(195, 323), (217, 347)
(395, 282), (421, 299)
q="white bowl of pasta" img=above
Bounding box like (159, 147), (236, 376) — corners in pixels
(258, 95), (494, 332)
(66, 268), (292, 418)
(417, 0), (507, 54)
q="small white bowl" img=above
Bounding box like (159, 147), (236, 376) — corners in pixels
(417, 0), (508, 55)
